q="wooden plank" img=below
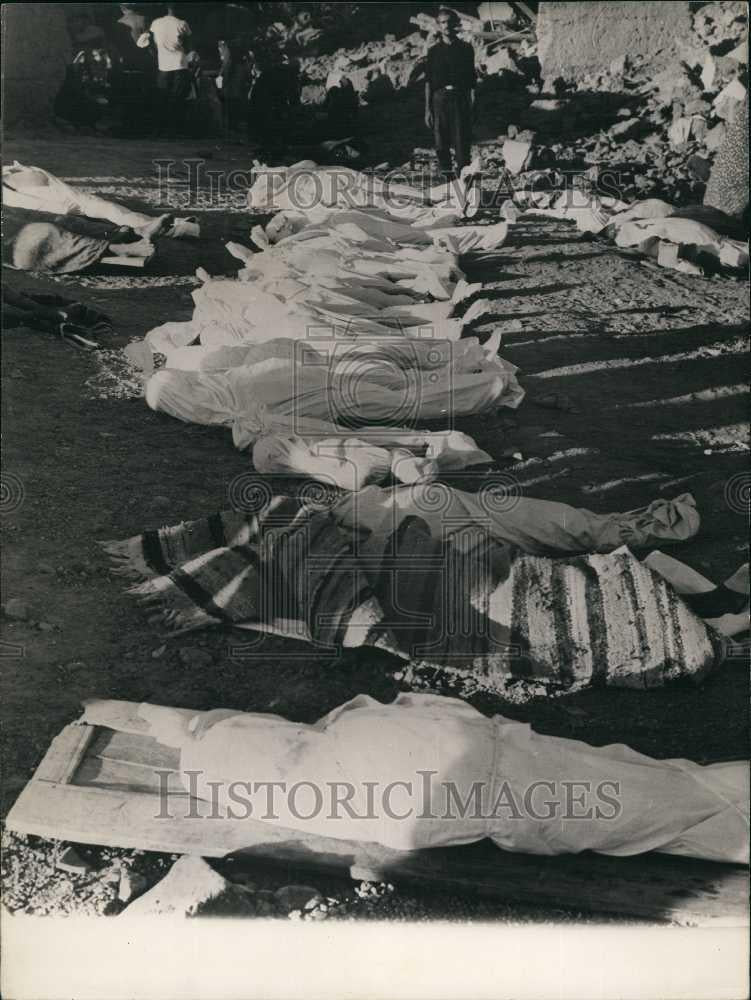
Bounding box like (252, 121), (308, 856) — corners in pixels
(7, 780), (748, 925)
(6, 725), (748, 926)
(33, 724), (97, 784)
(73, 755), (188, 797)
(86, 729), (180, 771)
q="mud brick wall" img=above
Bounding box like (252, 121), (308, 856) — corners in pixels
(538, 1), (695, 83)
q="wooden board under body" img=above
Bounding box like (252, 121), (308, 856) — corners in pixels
(6, 723), (749, 926)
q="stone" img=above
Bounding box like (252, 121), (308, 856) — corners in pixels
(609, 118), (639, 138)
(274, 884), (324, 913)
(689, 116), (707, 142)
(704, 122), (727, 152)
(668, 116), (692, 146)
(656, 241), (680, 269)
(37, 562), (55, 575)
(37, 621), (56, 632)
(700, 54), (716, 92)
(502, 139), (532, 175)
(483, 47), (521, 76)
(118, 870), (148, 903)
(56, 845), (91, 875)
(122, 856), (256, 917)
(178, 647), (213, 669)
(478, 1), (515, 26)
(719, 243), (749, 270)
(4, 599), (30, 621)
(713, 78), (747, 120)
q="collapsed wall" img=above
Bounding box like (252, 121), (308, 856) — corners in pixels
(2, 2), (72, 129)
(537, 1), (696, 84)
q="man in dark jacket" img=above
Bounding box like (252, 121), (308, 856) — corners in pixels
(425, 8), (476, 177)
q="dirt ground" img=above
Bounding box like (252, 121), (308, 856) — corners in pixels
(1, 134), (749, 919)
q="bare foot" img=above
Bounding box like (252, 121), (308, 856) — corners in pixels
(108, 238), (154, 259)
(136, 214), (174, 240)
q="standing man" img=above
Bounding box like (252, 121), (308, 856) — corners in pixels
(425, 8), (476, 177)
(138, 4), (191, 136)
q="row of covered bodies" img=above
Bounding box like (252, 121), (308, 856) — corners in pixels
(108, 162), (749, 868)
(139, 160), (521, 488)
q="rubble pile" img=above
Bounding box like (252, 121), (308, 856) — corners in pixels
(291, 3), (746, 208)
(298, 5), (535, 105)
(474, 4), (748, 205)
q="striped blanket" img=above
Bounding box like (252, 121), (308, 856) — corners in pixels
(101, 499), (723, 693)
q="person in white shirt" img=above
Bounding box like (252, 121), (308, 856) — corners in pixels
(138, 4), (191, 135)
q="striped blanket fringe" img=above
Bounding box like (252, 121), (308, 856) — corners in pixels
(100, 502), (723, 692)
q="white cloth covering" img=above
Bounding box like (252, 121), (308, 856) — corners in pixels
(252, 429), (494, 490)
(134, 161), (519, 469)
(330, 485), (701, 556)
(2, 162), (198, 238)
(644, 552), (750, 638)
(82, 693), (749, 862)
(144, 335), (523, 451)
(247, 163), (479, 221)
(3, 163), (155, 230)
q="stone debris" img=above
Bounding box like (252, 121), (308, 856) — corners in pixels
(274, 884), (325, 913)
(292, 3), (746, 211)
(55, 845), (92, 875)
(298, 6), (534, 105)
(117, 868), (148, 904)
(121, 856), (257, 918)
(502, 138), (533, 175)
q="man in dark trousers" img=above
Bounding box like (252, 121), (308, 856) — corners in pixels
(425, 8), (476, 177)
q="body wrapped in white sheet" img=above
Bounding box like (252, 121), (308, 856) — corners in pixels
(82, 693), (749, 862)
(145, 336), (523, 451)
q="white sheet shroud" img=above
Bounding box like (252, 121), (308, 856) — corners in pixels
(145, 335), (521, 451)
(83, 693), (749, 863)
(141, 168), (522, 474)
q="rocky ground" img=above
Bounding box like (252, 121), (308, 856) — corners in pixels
(1, 127), (748, 922)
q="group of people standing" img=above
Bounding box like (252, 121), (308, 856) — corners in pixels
(61, 3), (478, 174)
(129, 3), (299, 147)
(66, 3), (300, 151)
